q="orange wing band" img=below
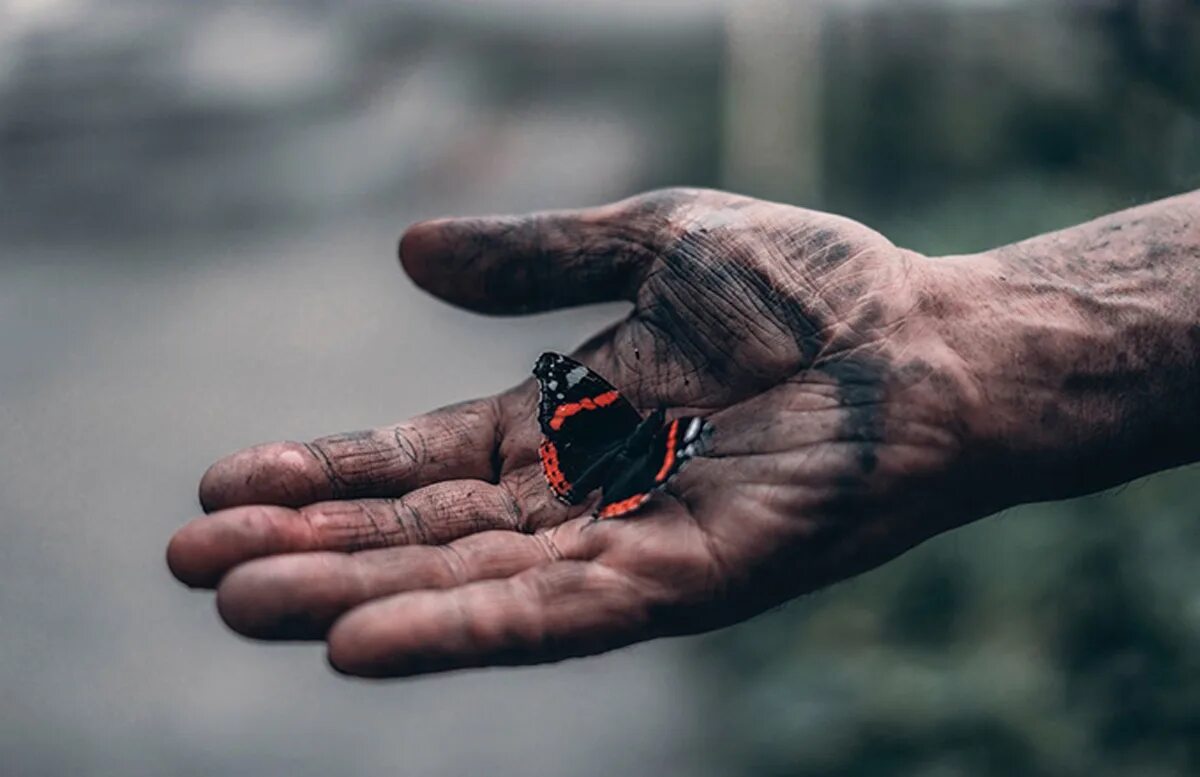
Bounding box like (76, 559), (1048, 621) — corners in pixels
(539, 440), (572, 497)
(654, 419), (680, 483)
(597, 493), (650, 520)
(548, 390), (621, 431)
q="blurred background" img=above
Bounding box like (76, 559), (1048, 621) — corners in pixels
(2, 0), (1199, 775)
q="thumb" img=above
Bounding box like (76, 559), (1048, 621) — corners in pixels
(398, 191), (688, 315)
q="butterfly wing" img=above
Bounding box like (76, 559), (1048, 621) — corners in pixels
(594, 415), (713, 520)
(533, 352), (643, 505)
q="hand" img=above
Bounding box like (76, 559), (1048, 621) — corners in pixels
(167, 188), (981, 677)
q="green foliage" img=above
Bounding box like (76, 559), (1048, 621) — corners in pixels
(698, 468), (1200, 777)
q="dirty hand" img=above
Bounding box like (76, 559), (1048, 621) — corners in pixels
(169, 187), (1198, 676)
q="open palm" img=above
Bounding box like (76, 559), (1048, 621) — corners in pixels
(168, 188), (974, 677)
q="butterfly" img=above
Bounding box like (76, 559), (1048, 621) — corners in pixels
(533, 352), (712, 520)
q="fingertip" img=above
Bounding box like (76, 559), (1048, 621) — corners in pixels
(398, 219), (450, 295)
(214, 566), (257, 634)
(198, 441), (324, 511)
(328, 599), (445, 678)
(326, 609), (382, 677)
(325, 641), (398, 678)
(325, 645), (356, 678)
(197, 459), (226, 512)
(166, 505), (299, 589)
(215, 561), (306, 640)
(219, 553), (363, 640)
(166, 520), (226, 589)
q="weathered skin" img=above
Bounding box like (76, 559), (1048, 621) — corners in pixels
(165, 187), (1200, 677)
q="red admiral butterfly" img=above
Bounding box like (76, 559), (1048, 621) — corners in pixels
(533, 352), (712, 520)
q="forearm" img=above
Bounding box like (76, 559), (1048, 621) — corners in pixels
(930, 190), (1200, 505)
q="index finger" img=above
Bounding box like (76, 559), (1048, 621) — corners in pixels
(199, 397), (504, 511)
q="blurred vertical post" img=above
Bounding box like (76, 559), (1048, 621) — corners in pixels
(1122, 0), (1200, 190)
(721, 0), (826, 205)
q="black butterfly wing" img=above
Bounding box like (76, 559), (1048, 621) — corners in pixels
(594, 415), (713, 520)
(533, 352), (643, 505)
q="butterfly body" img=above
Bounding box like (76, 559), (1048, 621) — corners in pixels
(533, 352), (711, 520)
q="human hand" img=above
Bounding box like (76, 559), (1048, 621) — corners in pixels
(167, 188), (985, 677)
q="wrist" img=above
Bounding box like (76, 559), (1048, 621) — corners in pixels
(923, 196), (1200, 507)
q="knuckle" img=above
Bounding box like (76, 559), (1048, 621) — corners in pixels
(433, 545), (470, 585)
(385, 499), (424, 545)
